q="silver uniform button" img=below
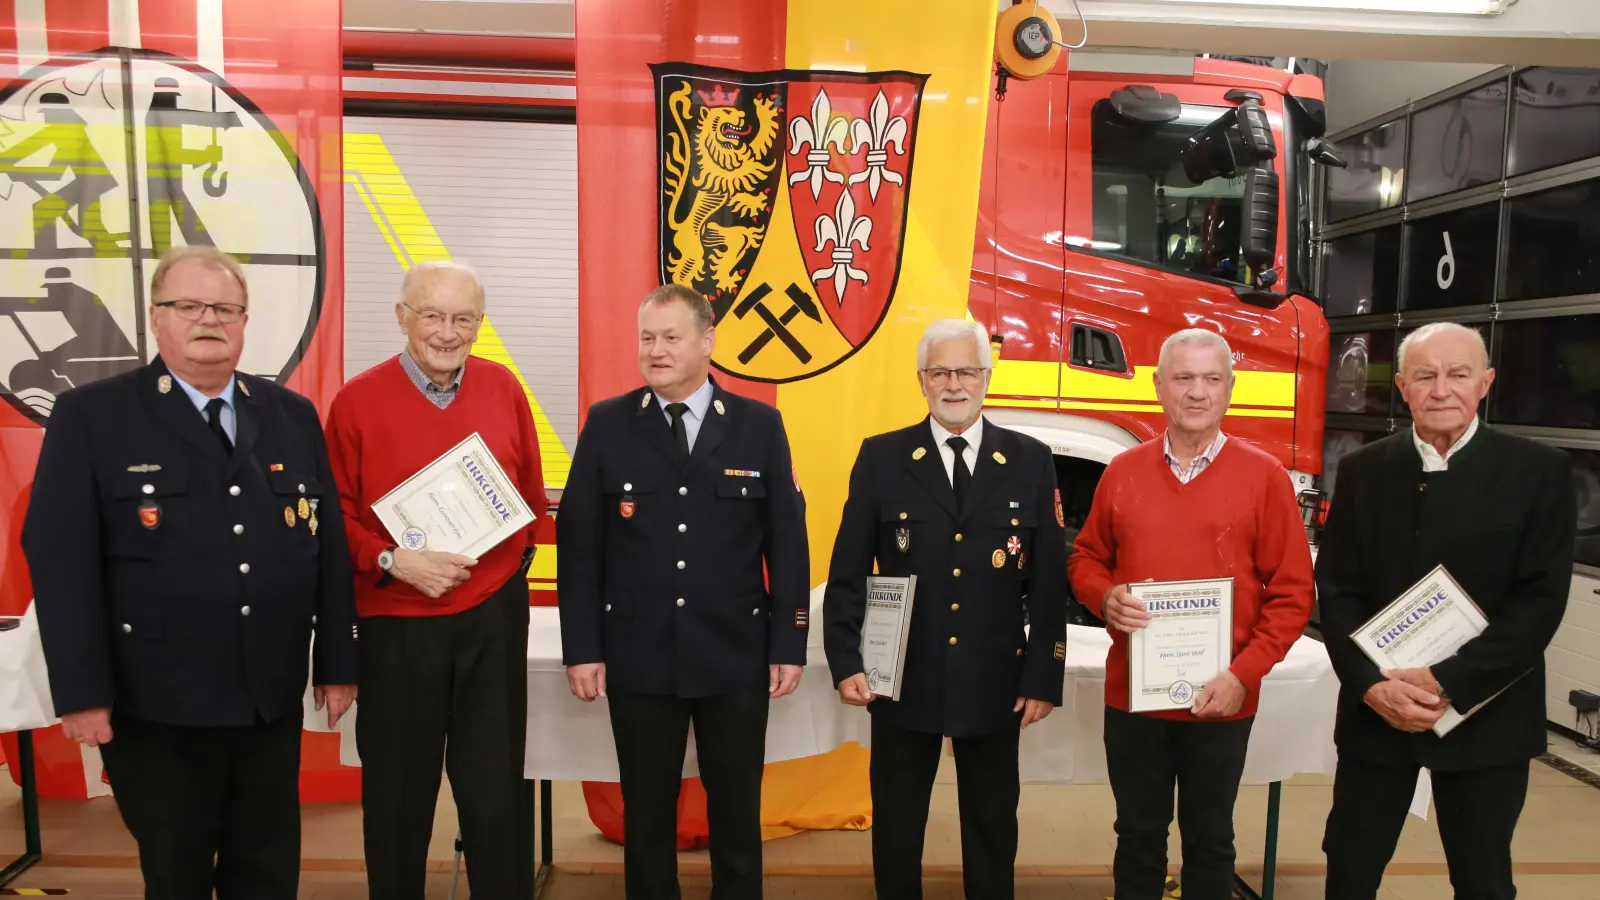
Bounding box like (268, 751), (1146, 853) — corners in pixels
(624, 483), (633, 492)
(239, 563), (251, 574)
(229, 485), (241, 497)
(122, 623), (132, 633)
(741, 487), (748, 497)
(241, 606), (251, 616)
(311, 615), (317, 625)
(677, 560), (686, 570)
(605, 603), (612, 612)
(233, 524), (244, 535)
(752, 608), (760, 616)
(679, 486), (687, 496)
(142, 484), (154, 495)
(298, 484), (305, 494)
(676, 598), (685, 607)
(678, 524), (687, 533)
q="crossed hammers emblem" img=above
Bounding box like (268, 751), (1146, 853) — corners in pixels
(732, 282), (823, 365)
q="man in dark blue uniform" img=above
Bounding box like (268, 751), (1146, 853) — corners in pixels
(823, 318), (1068, 900)
(558, 284), (809, 900)
(21, 246), (358, 900)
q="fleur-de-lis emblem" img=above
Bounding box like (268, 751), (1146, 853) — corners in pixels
(788, 88), (850, 200)
(848, 90), (908, 202)
(811, 188), (872, 304)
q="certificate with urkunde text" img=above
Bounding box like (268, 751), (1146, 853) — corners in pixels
(1351, 564), (1512, 737)
(861, 575), (916, 700)
(1128, 578), (1234, 712)
(371, 432), (535, 561)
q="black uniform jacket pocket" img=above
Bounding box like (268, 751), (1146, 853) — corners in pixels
(268, 470), (323, 555)
(105, 469), (189, 559)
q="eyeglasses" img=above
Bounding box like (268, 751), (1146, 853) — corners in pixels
(155, 299), (247, 324)
(405, 304), (482, 333)
(922, 367), (986, 386)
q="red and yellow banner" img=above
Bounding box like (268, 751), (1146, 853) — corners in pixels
(0, 0), (345, 799)
(577, 0), (997, 838)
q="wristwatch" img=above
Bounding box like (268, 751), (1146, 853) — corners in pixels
(376, 546), (397, 587)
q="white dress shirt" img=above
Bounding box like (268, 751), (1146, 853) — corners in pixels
(656, 378), (714, 452)
(1413, 416), (1479, 473)
(929, 416), (984, 486)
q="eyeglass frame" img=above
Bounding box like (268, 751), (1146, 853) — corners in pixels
(920, 366), (989, 386)
(153, 299), (248, 324)
(404, 303), (483, 333)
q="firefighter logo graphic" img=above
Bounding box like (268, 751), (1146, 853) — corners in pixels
(652, 63), (926, 383)
(0, 50), (323, 425)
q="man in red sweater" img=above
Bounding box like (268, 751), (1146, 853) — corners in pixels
(324, 260), (549, 900)
(1068, 328), (1314, 900)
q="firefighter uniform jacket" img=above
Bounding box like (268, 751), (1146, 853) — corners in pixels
(21, 358), (359, 727)
(556, 381), (810, 698)
(823, 417), (1069, 737)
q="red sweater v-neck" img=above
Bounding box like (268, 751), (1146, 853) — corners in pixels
(324, 356), (549, 618)
(1067, 437), (1315, 720)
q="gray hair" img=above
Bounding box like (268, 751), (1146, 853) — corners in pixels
(1157, 328), (1233, 375)
(401, 259), (485, 308)
(1397, 321), (1488, 373)
(917, 319), (992, 370)
(639, 283), (715, 331)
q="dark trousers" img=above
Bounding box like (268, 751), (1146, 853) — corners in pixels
(608, 688), (770, 900)
(869, 715), (1021, 900)
(1324, 757), (1530, 900)
(1103, 706), (1254, 900)
(99, 710), (303, 900)
(357, 571), (532, 900)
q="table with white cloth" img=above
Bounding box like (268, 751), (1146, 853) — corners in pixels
(1, 596), (1343, 900)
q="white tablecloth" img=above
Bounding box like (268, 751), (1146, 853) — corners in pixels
(2, 595), (1340, 786)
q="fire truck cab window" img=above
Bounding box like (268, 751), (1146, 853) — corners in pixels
(1089, 101), (1250, 285)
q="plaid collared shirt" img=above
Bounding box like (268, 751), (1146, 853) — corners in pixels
(1163, 430), (1228, 484)
(398, 349), (463, 409)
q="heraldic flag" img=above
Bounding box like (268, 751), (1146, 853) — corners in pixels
(576, 0), (998, 840)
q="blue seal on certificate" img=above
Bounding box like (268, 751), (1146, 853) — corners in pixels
(1168, 680), (1194, 704)
(401, 527), (427, 550)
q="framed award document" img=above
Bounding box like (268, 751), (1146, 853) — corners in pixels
(1351, 564), (1515, 737)
(371, 432), (536, 560)
(1127, 578), (1234, 712)
(862, 575), (917, 700)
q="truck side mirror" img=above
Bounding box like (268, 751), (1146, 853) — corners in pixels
(1307, 137), (1348, 168)
(1180, 104), (1274, 183)
(1241, 165), (1280, 271)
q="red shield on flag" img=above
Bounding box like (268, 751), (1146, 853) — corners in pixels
(652, 64), (926, 384)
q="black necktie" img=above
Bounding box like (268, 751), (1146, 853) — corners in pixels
(946, 435), (971, 506)
(666, 402), (690, 456)
(205, 397), (233, 455)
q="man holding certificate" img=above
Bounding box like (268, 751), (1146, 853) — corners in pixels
(823, 319), (1068, 900)
(1316, 322), (1574, 900)
(324, 260), (549, 899)
(558, 284), (809, 900)
(1068, 328), (1314, 900)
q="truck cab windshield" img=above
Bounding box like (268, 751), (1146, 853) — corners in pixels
(1085, 101), (1256, 286)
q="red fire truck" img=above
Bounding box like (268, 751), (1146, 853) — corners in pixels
(968, 52), (1337, 553)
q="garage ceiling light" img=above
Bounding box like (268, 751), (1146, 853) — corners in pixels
(1143, 0), (1512, 13)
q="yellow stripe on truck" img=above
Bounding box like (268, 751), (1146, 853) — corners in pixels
(987, 359), (1296, 416)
